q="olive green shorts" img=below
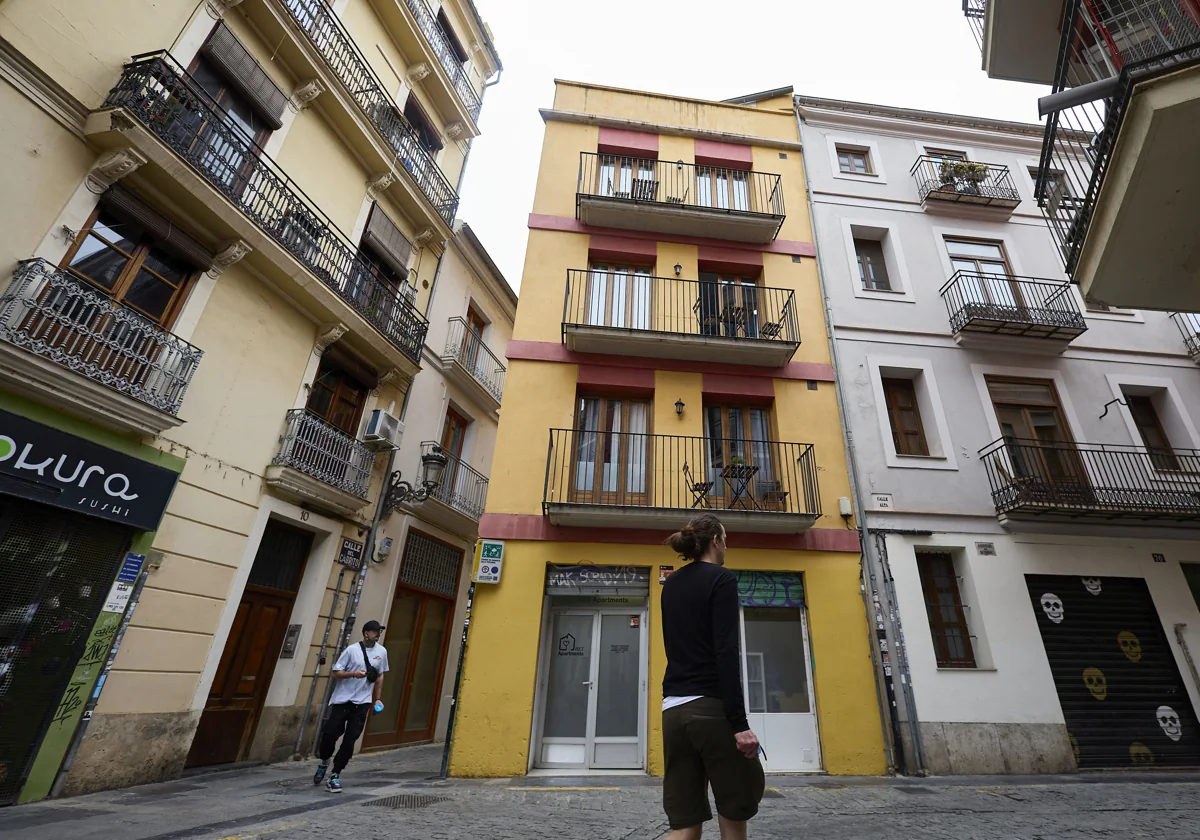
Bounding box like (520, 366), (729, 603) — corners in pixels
(662, 697), (765, 829)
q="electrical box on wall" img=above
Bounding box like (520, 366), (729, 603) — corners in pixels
(838, 497), (853, 516)
(374, 534), (393, 562)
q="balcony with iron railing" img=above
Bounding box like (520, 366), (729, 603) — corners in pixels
(0, 259), (204, 435)
(939, 271), (1088, 351)
(400, 0), (483, 121)
(562, 270), (799, 367)
(962, 0), (986, 50)
(94, 52), (429, 370)
(267, 408), (377, 514)
(543, 429), (821, 533)
(440, 317), (505, 411)
(1170, 312), (1200, 362)
(911, 156), (1021, 214)
(981, 437), (1200, 523)
(575, 153), (786, 243)
(1036, 0), (1200, 310)
(401, 441), (488, 537)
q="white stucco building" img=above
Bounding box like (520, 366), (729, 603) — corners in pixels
(798, 95), (1200, 775)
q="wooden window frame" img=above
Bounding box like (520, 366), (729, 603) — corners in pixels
(916, 552), (976, 669)
(836, 145), (872, 175)
(306, 357), (369, 435)
(1125, 393), (1180, 471)
(404, 95), (443, 153)
(570, 395), (653, 506)
(585, 263), (655, 331)
(881, 376), (930, 457)
(701, 403), (784, 511)
(60, 204), (199, 328)
(853, 237), (891, 291)
(944, 237), (1014, 275)
(441, 406), (470, 459)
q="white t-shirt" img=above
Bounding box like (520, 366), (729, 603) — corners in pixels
(329, 642), (389, 706)
(662, 696), (703, 712)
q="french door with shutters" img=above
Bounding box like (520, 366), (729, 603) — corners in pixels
(536, 607), (648, 770)
(986, 377), (1089, 500)
(704, 405), (777, 510)
(586, 265), (653, 332)
(946, 239), (1023, 314)
(186, 520), (313, 767)
(697, 273), (760, 338)
(571, 397), (651, 507)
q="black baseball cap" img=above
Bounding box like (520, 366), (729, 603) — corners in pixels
(363, 620), (385, 633)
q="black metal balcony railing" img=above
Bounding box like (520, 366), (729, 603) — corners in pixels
(444, 317), (505, 403)
(423, 440), (488, 519)
(962, 0), (986, 49)
(273, 409), (375, 498)
(911, 156), (1022, 206)
(981, 437), (1200, 520)
(562, 270), (800, 345)
(0, 259), (203, 415)
(401, 0), (483, 120)
(939, 271), (1088, 339)
(279, 0), (459, 222)
(1171, 312), (1200, 357)
(105, 52), (428, 364)
(544, 429), (821, 518)
(1037, 0), (1200, 276)
(577, 152), (785, 219)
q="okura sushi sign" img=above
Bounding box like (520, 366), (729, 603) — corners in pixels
(0, 409), (179, 530)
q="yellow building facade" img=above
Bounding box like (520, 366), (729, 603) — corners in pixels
(449, 82), (886, 777)
(0, 0), (503, 805)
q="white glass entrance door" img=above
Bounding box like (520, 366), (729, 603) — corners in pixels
(536, 607), (647, 770)
(740, 605), (821, 772)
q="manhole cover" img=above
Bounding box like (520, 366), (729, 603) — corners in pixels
(895, 786), (937, 795)
(362, 794), (449, 809)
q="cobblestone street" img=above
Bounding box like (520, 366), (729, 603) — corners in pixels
(5, 744), (1200, 840)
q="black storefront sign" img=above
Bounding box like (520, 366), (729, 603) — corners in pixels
(0, 409), (179, 531)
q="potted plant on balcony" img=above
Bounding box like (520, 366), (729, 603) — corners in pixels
(955, 162), (989, 195)
(938, 161), (958, 192)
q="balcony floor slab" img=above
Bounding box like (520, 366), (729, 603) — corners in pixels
(401, 495), (479, 540)
(564, 325), (798, 367)
(545, 503), (818, 534)
(577, 197), (783, 244)
(265, 465), (371, 517)
(439, 356), (501, 415)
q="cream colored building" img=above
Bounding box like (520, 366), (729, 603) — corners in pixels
(0, 0), (502, 804)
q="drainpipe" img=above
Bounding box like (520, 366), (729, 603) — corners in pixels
(795, 103), (925, 775)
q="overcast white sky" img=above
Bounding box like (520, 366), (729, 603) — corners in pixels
(455, 0), (1049, 292)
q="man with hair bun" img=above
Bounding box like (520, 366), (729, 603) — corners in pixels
(660, 514), (764, 839)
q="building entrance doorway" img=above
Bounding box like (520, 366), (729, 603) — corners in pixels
(186, 520), (313, 767)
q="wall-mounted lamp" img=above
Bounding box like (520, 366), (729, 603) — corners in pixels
(675, 399), (685, 416)
(673, 263), (682, 277)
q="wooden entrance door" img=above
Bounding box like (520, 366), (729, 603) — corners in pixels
(186, 521), (313, 767)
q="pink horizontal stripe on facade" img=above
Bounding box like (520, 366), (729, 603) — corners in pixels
(528, 214), (817, 258)
(702, 373), (775, 403)
(577, 364), (655, 395)
(597, 127), (659, 157)
(478, 513), (862, 553)
(697, 244), (764, 274)
(506, 340), (836, 382)
(588, 234), (658, 264)
(694, 138), (753, 170)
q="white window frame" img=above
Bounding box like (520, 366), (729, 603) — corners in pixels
(827, 135), (887, 184)
(868, 355), (958, 470)
(840, 217), (915, 303)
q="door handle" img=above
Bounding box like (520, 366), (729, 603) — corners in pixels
(582, 681), (594, 687)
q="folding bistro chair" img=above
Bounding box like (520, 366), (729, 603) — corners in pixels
(682, 462), (714, 508)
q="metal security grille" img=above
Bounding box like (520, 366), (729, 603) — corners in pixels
(362, 793), (449, 809)
(0, 499), (133, 805)
(247, 521), (313, 593)
(399, 531), (462, 598)
(1027, 574), (1200, 768)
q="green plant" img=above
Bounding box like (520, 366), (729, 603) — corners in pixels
(938, 161), (957, 184)
(954, 161), (989, 181)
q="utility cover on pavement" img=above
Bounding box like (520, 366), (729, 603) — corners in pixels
(362, 794), (449, 809)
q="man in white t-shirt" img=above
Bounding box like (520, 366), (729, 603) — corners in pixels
(313, 620), (389, 792)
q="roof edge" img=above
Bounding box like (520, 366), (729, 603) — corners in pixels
(794, 93), (1045, 136)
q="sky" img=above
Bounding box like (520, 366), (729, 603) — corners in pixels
(455, 0), (1050, 292)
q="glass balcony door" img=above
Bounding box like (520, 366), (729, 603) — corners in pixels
(572, 397), (650, 506)
(598, 156), (656, 200)
(697, 166), (749, 211)
(947, 240), (1023, 313)
(704, 405), (776, 510)
(586, 265), (653, 331)
(697, 274), (760, 338)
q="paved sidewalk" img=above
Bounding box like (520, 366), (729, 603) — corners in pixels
(5, 743), (1200, 840)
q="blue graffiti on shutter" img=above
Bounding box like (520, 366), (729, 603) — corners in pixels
(732, 571), (805, 607)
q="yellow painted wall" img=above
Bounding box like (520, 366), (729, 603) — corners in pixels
(449, 543), (885, 777)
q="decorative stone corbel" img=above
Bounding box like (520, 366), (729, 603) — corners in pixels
(444, 121), (465, 140)
(413, 227), (435, 246)
(376, 368), (407, 391)
(85, 149), (148, 195)
(207, 239), (252, 278)
(366, 171), (396, 201)
(315, 323), (348, 354)
(109, 111), (137, 132)
(290, 79), (325, 112)
(470, 41), (484, 55)
(206, 0), (244, 18)
(406, 63), (431, 85)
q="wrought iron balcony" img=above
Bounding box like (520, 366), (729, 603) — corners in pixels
(0, 259), (202, 415)
(576, 153), (785, 243)
(104, 52), (428, 365)
(940, 271), (1087, 342)
(962, 0), (985, 49)
(1037, 0), (1200, 286)
(443, 317), (505, 404)
(400, 0), (483, 120)
(911, 156), (1021, 211)
(272, 409), (375, 499)
(1171, 312), (1200, 361)
(277, 0), (458, 223)
(981, 437), (1200, 521)
(423, 441), (488, 520)
(562, 270), (799, 366)
(544, 429), (820, 533)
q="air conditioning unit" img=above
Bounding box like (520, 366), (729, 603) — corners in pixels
(363, 409), (402, 451)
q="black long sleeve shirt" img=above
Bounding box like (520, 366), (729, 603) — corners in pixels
(661, 560), (749, 732)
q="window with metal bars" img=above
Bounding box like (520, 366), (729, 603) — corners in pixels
(916, 551), (975, 668)
(399, 530), (462, 598)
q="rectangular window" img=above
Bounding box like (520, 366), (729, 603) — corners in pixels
(598, 155), (656, 200)
(836, 146), (872, 174)
(404, 96), (443, 153)
(1029, 166), (1069, 202)
(586, 264), (653, 331)
(854, 238), (891, 291)
(946, 238), (1020, 310)
(882, 377), (929, 456)
(916, 552), (975, 668)
(441, 406), (469, 458)
(306, 357), (369, 435)
(572, 396), (651, 504)
(703, 405), (779, 509)
(1125, 393), (1180, 471)
(696, 273), (761, 338)
(986, 376), (1082, 485)
(1183, 564), (1200, 613)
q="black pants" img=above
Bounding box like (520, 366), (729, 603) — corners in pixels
(318, 702), (370, 773)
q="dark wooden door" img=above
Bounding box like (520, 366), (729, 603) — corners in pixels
(186, 521), (312, 767)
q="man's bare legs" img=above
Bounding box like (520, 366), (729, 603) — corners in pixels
(665, 817), (747, 840)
